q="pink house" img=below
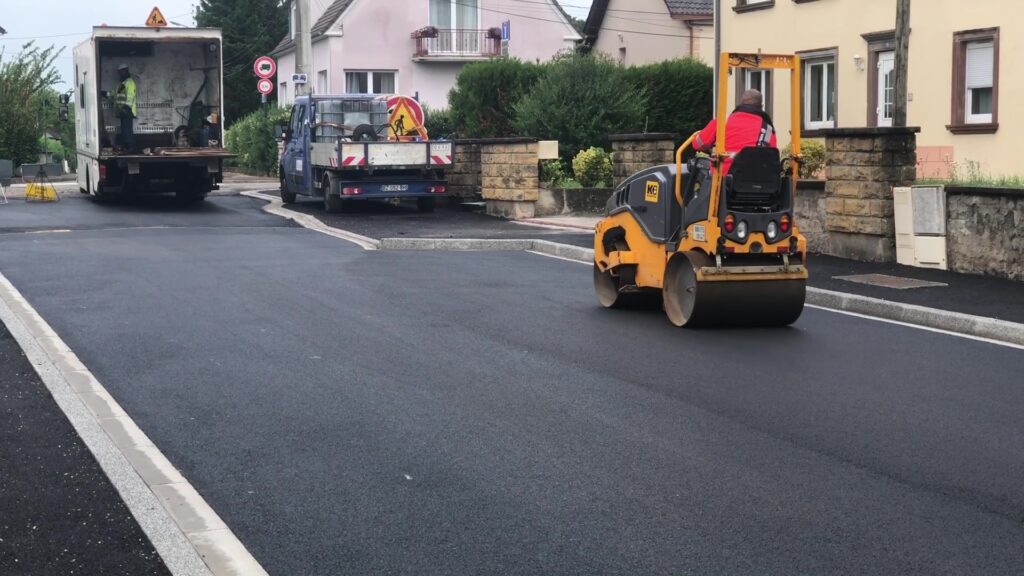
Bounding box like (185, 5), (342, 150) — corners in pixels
(271, 0), (581, 108)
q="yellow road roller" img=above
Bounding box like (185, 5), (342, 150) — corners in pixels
(593, 52), (809, 327)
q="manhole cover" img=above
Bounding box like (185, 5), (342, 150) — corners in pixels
(833, 274), (948, 290)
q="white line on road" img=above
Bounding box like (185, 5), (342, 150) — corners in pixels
(241, 190), (380, 250)
(0, 272), (269, 576)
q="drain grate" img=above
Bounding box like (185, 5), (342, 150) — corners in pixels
(833, 273), (948, 290)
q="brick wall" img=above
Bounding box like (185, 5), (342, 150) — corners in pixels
(448, 142), (481, 200)
(479, 139), (540, 219)
(821, 127), (918, 262)
(610, 133), (675, 187)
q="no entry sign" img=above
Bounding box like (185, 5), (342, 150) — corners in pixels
(253, 56), (276, 79)
(257, 78), (274, 95)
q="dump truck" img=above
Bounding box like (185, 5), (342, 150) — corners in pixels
(279, 94), (453, 213)
(73, 24), (230, 201)
(593, 52), (809, 327)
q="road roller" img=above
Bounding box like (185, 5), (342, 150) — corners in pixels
(593, 52), (808, 327)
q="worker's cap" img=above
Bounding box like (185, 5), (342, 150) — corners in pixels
(117, 63), (130, 71)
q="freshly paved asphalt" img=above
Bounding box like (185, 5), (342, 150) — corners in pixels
(1, 196), (1023, 575)
(0, 324), (170, 575)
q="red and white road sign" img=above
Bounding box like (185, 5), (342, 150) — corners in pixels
(257, 78), (274, 95)
(253, 56), (276, 79)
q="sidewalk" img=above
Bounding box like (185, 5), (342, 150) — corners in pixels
(282, 198), (1023, 326)
(0, 324), (170, 575)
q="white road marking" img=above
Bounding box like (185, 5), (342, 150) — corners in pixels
(806, 304), (1024, 351)
(0, 272), (268, 576)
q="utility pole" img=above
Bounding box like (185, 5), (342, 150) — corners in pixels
(893, 0), (911, 127)
(295, 0), (313, 97)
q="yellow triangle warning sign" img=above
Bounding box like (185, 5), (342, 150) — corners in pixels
(146, 7), (168, 28)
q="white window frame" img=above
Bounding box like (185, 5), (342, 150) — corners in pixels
(344, 71), (398, 95)
(876, 51), (895, 127)
(803, 56), (836, 130)
(964, 41), (994, 124)
(429, 0), (482, 30)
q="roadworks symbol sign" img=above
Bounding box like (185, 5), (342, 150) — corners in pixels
(645, 180), (659, 203)
(146, 7), (168, 27)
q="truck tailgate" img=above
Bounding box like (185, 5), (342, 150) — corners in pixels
(322, 141), (453, 168)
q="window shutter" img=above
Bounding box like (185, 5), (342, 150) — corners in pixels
(965, 42), (993, 89)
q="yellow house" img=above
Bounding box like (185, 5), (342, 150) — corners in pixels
(721, 0), (1011, 178)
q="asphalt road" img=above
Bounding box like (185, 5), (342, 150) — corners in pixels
(1, 197), (1023, 575)
(0, 323), (170, 576)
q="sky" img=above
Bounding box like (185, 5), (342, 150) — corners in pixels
(0, 0), (593, 92)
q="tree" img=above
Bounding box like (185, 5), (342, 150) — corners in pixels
(0, 42), (61, 166)
(195, 0), (288, 126)
(513, 52), (648, 161)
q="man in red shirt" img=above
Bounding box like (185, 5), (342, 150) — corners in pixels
(694, 89), (777, 174)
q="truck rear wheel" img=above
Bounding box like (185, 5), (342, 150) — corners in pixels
(280, 168), (296, 204)
(323, 173), (345, 213)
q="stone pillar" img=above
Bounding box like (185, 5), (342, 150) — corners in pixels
(479, 138), (540, 219)
(609, 133), (676, 187)
(821, 127), (919, 262)
(448, 141), (482, 200)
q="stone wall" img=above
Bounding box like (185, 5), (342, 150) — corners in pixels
(946, 189), (1024, 281)
(479, 138), (540, 219)
(448, 141), (481, 200)
(609, 133), (675, 187)
(821, 127), (919, 262)
(794, 180), (828, 252)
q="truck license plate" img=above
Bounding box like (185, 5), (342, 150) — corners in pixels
(381, 185), (408, 192)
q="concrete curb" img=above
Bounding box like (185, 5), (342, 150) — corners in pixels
(805, 288), (1024, 347)
(244, 190), (1024, 347)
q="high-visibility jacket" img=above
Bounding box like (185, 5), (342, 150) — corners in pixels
(115, 77), (137, 117)
(694, 109), (777, 174)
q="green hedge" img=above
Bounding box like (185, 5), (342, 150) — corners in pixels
(514, 52), (647, 162)
(447, 58), (543, 138)
(225, 106), (291, 176)
(446, 55), (712, 159)
(622, 58), (713, 140)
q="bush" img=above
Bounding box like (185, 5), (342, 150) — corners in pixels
(514, 52), (647, 162)
(424, 107), (456, 139)
(622, 58), (713, 140)
(225, 106), (291, 176)
(572, 147), (613, 188)
(447, 58), (543, 138)
(539, 159), (568, 187)
(782, 139), (826, 179)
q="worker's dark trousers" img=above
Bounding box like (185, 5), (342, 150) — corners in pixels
(120, 114), (135, 152)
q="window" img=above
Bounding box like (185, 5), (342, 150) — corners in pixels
(800, 51), (836, 132)
(317, 70), (328, 95)
(736, 69), (773, 117)
(618, 46), (626, 65)
(965, 42), (993, 123)
(345, 71), (396, 95)
(949, 28), (999, 134)
(280, 82), (288, 103)
(430, 0), (479, 29)
(733, 0), (775, 13)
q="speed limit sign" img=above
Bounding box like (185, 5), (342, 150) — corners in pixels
(253, 56), (276, 79)
(257, 78), (274, 95)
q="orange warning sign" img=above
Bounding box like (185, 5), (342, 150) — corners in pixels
(146, 7), (168, 27)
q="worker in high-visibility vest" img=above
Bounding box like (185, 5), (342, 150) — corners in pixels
(114, 64), (137, 152)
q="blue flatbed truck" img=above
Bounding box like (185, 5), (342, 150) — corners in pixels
(279, 95), (453, 213)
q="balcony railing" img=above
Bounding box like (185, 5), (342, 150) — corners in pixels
(412, 28), (501, 60)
